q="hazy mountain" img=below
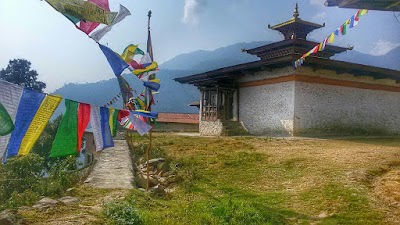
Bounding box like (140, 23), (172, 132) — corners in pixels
(159, 41), (268, 71)
(52, 41), (399, 116)
(332, 46), (400, 71)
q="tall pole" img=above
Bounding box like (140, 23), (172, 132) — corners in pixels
(146, 10), (152, 192)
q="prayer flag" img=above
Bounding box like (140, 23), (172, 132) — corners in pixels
(117, 76), (134, 104)
(140, 53), (153, 67)
(349, 15), (355, 28)
(79, 0), (110, 34)
(359, 9), (368, 16)
(99, 43), (129, 76)
(131, 110), (158, 119)
(90, 4), (131, 42)
(147, 23), (154, 61)
(0, 103), (14, 136)
(0, 81), (23, 160)
(128, 113), (152, 136)
(133, 62), (158, 76)
(139, 70), (157, 82)
(109, 108), (118, 137)
(46, 0), (117, 25)
(340, 23), (347, 35)
(90, 105), (103, 151)
(18, 95), (62, 156)
(334, 29), (339, 36)
(4, 89), (45, 162)
(77, 103), (91, 152)
(100, 107), (114, 148)
(121, 45), (145, 63)
(50, 99), (78, 158)
(143, 81), (160, 92)
(328, 33), (335, 43)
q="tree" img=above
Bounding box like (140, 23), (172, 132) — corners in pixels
(0, 59), (46, 92)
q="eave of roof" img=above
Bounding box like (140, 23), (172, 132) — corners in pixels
(174, 57), (400, 85)
(245, 39), (347, 55)
(325, 0), (400, 11)
(269, 17), (324, 30)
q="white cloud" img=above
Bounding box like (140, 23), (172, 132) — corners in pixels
(370, 39), (400, 56)
(313, 11), (326, 20)
(182, 0), (207, 24)
(309, 0), (326, 7)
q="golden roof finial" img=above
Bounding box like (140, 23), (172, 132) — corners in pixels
(293, 3), (299, 18)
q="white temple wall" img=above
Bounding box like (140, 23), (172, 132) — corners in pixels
(239, 81), (295, 136)
(293, 81), (400, 136)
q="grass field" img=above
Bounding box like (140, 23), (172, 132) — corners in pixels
(19, 133), (400, 224)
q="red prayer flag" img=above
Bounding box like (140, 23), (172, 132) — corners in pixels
(79, 0), (110, 34)
(77, 103), (91, 153)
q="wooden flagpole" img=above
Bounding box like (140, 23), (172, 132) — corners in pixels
(146, 10), (152, 192)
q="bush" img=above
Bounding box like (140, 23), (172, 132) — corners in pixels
(103, 201), (143, 225)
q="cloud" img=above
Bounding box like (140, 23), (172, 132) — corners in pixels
(309, 0), (326, 7)
(313, 12), (326, 20)
(182, 0), (207, 24)
(370, 39), (400, 56)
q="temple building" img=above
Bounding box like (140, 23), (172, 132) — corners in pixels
(175, 4), (400, 136)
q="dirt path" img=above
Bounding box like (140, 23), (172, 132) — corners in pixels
(85, 140), (133, 189)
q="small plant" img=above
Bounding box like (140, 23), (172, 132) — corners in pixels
(103, 200), (143, 225)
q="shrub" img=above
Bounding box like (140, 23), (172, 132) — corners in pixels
(103, 201), (143, 225)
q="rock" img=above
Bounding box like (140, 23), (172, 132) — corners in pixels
(32, 197), (60, 209)
(167, 175), (177, 183)
(66, 188), (75, 195)
(148, 158), (165, 167)
(84, 177), (92, 183)
(135, 174), (158, 189)
(0, 210), (16, 225)
(157, 162), (170, 173)
(150, 185), (166, 195)
(317, 212), (328, 219)
(59, 196), (80, 205)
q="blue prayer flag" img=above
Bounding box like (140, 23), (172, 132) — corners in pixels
(3, 89), (45, 163)
(100, 107), (114, 148)
(99, 44), (129, 76)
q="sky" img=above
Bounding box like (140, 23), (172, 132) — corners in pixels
(0, 0), (399, 92)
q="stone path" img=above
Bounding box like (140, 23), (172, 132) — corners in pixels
(85, 140), (133, 189)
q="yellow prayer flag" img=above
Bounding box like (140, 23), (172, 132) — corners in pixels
(359, 9), (368, 16)
(109, 108), (115, 136)
(328, 33), (335, 43)
(121, 45), (139, 63)
(133, 62), (158, 75)
(150, 78), (161, 84)
(18, 95), (62, 156)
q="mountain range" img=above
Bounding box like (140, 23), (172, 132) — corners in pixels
(52, 42), (400, 116)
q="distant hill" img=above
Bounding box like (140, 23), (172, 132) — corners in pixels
(159, 41), (268, 71)
(332, 46), (400, 71)
(52, 42), (400, 116)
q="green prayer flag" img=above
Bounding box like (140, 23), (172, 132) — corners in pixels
(0, 103), (14, 136)
(50, 100), (78, 158)
(112, 109), (119, 137)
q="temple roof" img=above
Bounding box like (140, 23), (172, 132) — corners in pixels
(268, 3), (325, 40)
(244, 39), (348, 60)
(325, 0), (400, 11)
(175, 58), (400, 87)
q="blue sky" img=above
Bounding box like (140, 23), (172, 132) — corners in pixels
(0, 0), (399, 92)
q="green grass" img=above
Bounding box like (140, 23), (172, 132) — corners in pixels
(15, 133), (399, 224)
(119, 133), (399, 224)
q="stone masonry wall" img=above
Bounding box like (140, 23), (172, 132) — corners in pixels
(294, 81), (400, 136)
(199, 120), (224, 136)
(239, 81), (295, 136)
